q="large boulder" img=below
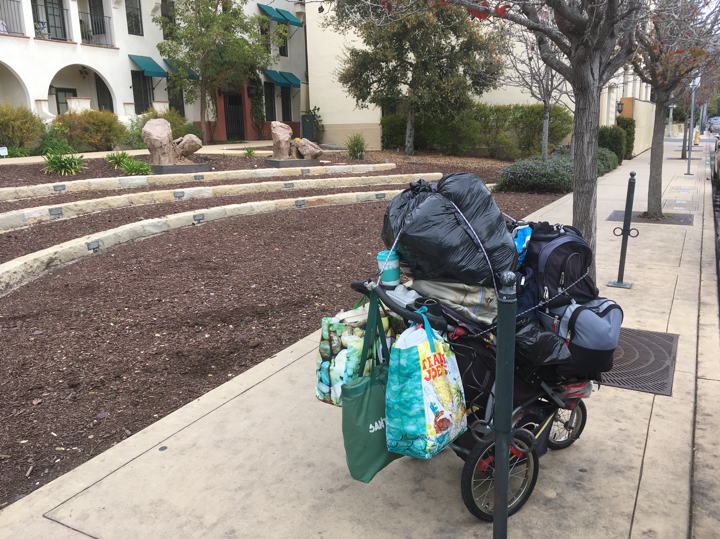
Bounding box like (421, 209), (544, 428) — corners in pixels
(271, 121), (294, 160)
(295, 138), (323, 159)
(172, 134), (203, 164)
(142, 119), (174, 165)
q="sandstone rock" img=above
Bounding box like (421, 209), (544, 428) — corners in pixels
(177, 134), (202, 157)
(143, 120), (203, 166)
(271, 121), (294, 160)
(295, 138), (324, 159)
(172, 134), (203, 164)
(142, 119), (174, 165)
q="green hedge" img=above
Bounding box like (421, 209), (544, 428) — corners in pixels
(496, 147), (620, 193)
(380, 104), (573, 159)
(597, 147), (619, 176)
(380, 114), (407, 150)
(513, 104), (574, 155)
(616, 117), (635, 159)
(495, 155), (574, 193)
(598, 125), (626, 165)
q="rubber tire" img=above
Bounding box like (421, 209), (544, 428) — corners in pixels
(548, 399), (587, 450)
(460, 439), (539, 522)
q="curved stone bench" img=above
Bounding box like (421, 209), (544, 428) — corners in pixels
(0, 163), (397, 202)
(0, 173), (441, 232)
(0, 189), (403, 294)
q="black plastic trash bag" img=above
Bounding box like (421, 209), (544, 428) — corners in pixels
(515, 319), (572, 367)
(382, 174), (517, 288)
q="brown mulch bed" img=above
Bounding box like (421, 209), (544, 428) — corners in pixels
(0, 153), (353, 187)
(0, 191), (561, 509)
(0, 191), (563, 266)
(0, 151), (507, 189)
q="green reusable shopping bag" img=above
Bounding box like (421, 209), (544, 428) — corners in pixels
(340, 292), (401, 483)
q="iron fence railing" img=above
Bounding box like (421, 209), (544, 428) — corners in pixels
(0, 0), (24, 35)
(78, 11), (113, 46)
(31, 2), (72, 41)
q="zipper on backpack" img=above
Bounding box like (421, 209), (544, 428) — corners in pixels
(566, 329), (572, 346)
(553, 315), (559, 332)
(544, 286), (549, 300)
(559, 271), (565, 286)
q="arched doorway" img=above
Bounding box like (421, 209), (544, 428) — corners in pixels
(0, 62), (30, 108)
(47, 64), (115, 115)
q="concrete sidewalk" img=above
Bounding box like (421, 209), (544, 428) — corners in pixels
(0, 141), (717, 538)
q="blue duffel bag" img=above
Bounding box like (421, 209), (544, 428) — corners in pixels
(538, 298), (623, 377)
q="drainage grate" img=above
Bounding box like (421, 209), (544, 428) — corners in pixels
(606, 210), (694, 226)
(602, 328), (679, 396)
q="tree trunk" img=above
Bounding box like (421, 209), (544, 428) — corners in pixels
(405, 111), (415, 156)
(681, 118), (689, 160)
(569, 121), (575, 160)
(572, 89), (601, 280)
(646, 101), (668, 218)
(542, 102), (550, 160)
(200, 78), (208, 145)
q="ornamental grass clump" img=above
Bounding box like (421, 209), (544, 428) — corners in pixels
(42, 153), (87, 176)
(120, 158), (152, 176)
(495, 155), (573, 193)
(345, 133), (367, 160)
(105, 151), (132, 169)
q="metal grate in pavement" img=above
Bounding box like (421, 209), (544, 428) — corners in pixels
(602, 328), (679, 396)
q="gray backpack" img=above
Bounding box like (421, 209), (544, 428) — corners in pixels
(538, 298), (623, 377)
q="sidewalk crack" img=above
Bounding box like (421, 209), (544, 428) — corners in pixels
(628, 396), (655, 539)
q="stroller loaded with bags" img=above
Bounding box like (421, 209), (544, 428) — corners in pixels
(320, 173), (623, 521)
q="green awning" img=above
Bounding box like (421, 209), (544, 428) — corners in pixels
(265, 69), (289, 88)
(258, 3), (285, 23)
(163, 59), (199, 81)
(279, 71), (301, 88)
(129, 55), (167, 78)
(277, 8), (303, 27)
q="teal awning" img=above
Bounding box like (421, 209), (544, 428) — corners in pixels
(265, 69), (289, 88)
(277, 8), (302, 27)
(129, 55), (167, 78)
(163, 59), (199, 81)
(279, 71), (301, 88)
(258, 3), (285, 22)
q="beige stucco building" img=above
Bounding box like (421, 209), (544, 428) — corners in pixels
(305, 7), (655, 155)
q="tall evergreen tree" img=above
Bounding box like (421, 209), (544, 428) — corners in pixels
(155, 0), (283, 143)
(334, 6), (504, 155)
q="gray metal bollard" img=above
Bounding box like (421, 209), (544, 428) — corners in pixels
(608, 172), (640, 289)
(493, 271), (517, 538)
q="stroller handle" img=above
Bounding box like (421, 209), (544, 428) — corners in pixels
(350, 280), (452, 333)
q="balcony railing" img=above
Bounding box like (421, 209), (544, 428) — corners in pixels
(0, 0), (24, 35)
(31, 2), (72, 41)
(78, 11), (113, 47)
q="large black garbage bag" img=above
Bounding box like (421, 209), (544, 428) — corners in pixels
(382, 173), (517, 287)
(515, 319), (572, 367)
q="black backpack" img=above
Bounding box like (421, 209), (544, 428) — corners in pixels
(523, 222), (599, 309)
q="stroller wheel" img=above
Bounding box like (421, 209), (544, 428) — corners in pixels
(548, 400), (587, 450)
(460, 437), (539, 521)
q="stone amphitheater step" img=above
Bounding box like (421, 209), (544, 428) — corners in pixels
(0, 163), (397, 203)
(0, 173), (442, 233)
(0, 189), (403, 294)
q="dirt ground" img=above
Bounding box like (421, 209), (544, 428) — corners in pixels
(0, 151), (507, 188)
(0, 186), (564, 509)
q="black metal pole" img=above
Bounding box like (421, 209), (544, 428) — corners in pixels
(493, 271), (516, 538)
(608, 172), (638, 289)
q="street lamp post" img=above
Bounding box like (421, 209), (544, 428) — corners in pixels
(668, 104), (676, 137)
(687, 74), (701, 176)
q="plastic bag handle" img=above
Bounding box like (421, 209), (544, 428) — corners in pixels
(414, 306), (436, 354)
